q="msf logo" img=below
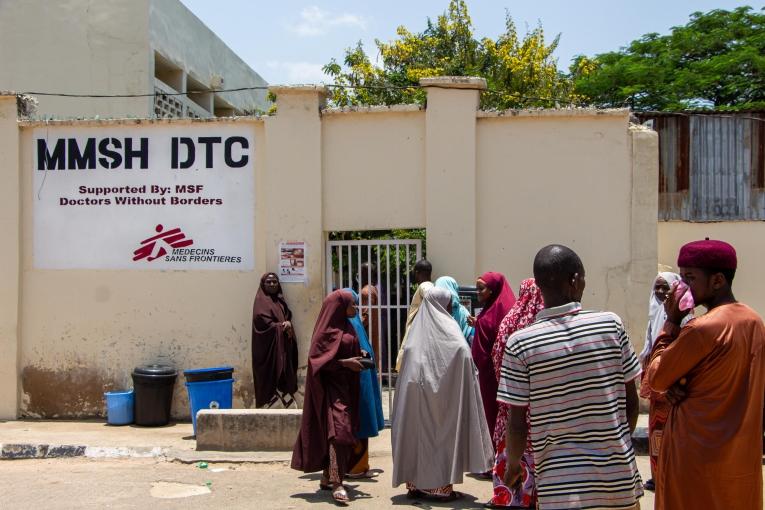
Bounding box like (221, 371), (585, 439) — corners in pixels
(133, 224), (193, 262)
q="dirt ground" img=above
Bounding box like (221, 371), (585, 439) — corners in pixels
(1, 453), (656, 510)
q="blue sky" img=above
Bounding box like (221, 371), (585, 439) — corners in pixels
(180, 0), (762, 85)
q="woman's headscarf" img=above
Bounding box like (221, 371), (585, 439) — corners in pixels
(473, 272), (517, 361)
(492, 278), (544, 382)
(639, 272), (681, 362)
(435, 276), (474, 343)
(252, 272), (297, 407)
(472, 271), (516, 439)
(396, 281), (435, 372)
(343, 288), (385, 438)
(306, 290), (357, 375)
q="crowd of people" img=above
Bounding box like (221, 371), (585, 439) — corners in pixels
(252, 240), (765, 509)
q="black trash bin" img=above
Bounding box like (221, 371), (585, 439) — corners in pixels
(132, 364), (177, 426)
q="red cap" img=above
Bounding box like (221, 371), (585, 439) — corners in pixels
(677, 239), (737, 270)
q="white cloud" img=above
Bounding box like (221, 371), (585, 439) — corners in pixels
(288, 6), (366, 37)
(266, 61), (329, 84)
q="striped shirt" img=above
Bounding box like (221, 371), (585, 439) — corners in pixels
(497, 302), (643, 510)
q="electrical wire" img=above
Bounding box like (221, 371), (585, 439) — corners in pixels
(14, 84), (765, 120)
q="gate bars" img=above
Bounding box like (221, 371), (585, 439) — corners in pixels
(325, 239), (423, 420)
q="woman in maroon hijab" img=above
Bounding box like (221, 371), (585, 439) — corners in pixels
(252, 272), (298, 408)
(291, 290), (364, 504)
(471, 272), (516, 455)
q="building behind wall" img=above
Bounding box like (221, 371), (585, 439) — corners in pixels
(0, 0), (268, 119)
(638, 111), (765, 317)
(636, 111), (765, 221)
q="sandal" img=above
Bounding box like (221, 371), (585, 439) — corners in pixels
(424, 491), (463, 502)
(345, 470), (374, 479)
(332, 485), (349, 504)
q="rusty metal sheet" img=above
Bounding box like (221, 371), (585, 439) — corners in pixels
(639, 112), (765, 221)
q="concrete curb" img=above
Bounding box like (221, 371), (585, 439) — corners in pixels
(0, 443), (165, 460)
(0, 443), (293, 463)
(0, 428), (649, 461)
(1, 443), (87, 459)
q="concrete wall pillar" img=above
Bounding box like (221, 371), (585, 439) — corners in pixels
(264, 86), (327, 374)
(421, 77), (485, 283)
(627, 126), (659, 351)
(0, 95), (20, 419)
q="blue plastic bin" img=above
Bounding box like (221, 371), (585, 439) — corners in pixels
(104, 389), (134, 425)
(184, 378), (234, 434)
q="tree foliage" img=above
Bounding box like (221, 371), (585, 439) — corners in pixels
(323, 0), (578, 109)
(572, 7), (765, 111)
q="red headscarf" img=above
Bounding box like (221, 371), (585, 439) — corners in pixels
(472, 271), (516, 439)
(492, 278), (544, 381)
(474, 272), (517, 357)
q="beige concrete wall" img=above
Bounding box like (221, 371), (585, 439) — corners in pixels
(322, 107), (425, 231)
(264, 87), (327, 394)
(17, 118), (265, 418)
(1, 80), (658, 418)
(658, 221), (765, 318)
(424, 78), (483, 285)
(0, 96), (21, 419)
(475, 112), (657, 349)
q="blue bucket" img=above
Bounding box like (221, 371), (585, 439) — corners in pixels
(185, 378), (234, 434)
(105, 389), (134, 425)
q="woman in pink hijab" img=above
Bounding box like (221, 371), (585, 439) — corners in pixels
(470, 271), (516, 453)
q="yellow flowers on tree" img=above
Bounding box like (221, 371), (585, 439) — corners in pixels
(323, 0), (578, 109)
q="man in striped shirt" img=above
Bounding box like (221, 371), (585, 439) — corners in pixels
(497, 245), (643, 510)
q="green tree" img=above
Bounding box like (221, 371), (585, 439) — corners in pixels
(572, 7), (765, 111)
(323, 0), (578, 109)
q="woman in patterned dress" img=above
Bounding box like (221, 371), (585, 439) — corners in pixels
(486, 278), (544, 508)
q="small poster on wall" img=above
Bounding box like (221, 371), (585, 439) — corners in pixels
(279, 241), (306, 283)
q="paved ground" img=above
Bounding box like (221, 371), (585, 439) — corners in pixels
(1, 423), (658, 510)
(1, 452), (656, 510)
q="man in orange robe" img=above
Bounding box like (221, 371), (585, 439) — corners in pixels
(647, 239), (765, 510)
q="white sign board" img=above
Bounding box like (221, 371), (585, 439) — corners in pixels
(279, 241), (306, 283)
(32, 125), (254, 270)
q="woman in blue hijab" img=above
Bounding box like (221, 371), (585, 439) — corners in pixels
(434, 277), (474, 344)
(343, 288), (385, 477)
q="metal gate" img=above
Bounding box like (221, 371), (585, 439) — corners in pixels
(325, 239), (423, 419)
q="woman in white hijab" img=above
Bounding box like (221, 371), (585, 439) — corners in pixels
(639, 272), (681, 366)
(639, 271), (681, 492)
(391, 287), (493, 502)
